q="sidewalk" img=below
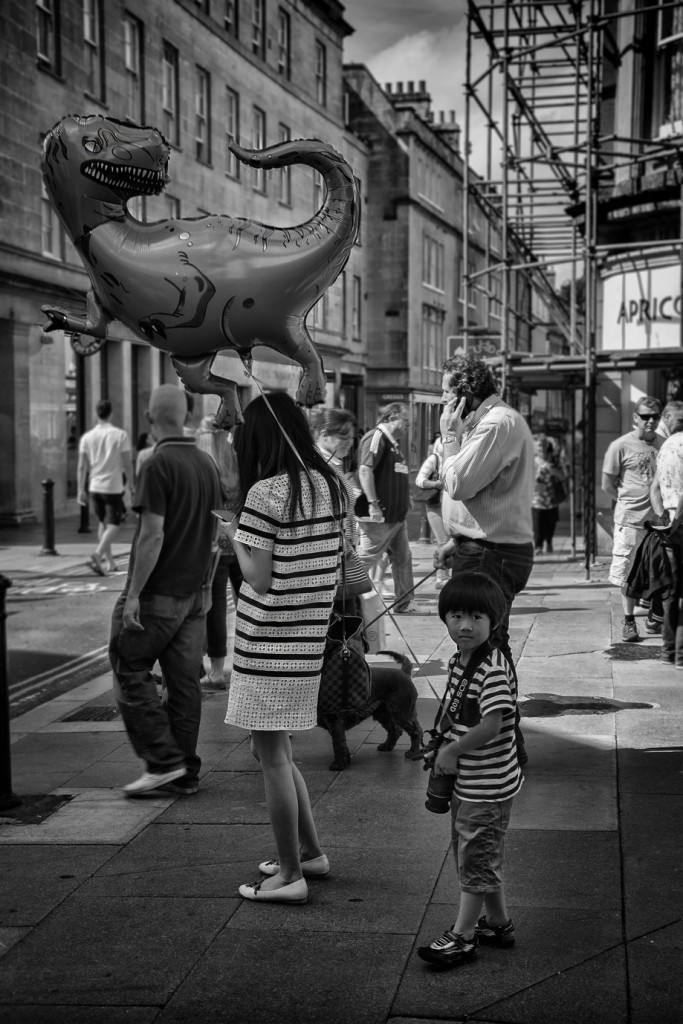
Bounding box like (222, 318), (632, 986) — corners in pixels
(1, 531), (682, 1024)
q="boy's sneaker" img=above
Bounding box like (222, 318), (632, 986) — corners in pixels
(622, 618), (640, 643)
(475, 915), (515, 948)
(417, 930), (477, 969)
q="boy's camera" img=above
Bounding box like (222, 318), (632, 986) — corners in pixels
(422, 729), (457, 814)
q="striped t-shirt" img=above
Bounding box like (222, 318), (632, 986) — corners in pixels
(443, 647), (522, 802)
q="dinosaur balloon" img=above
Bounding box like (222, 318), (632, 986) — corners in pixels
(41, 114), (360, 425)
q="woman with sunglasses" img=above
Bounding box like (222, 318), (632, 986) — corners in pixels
(220, 393), (345, 904)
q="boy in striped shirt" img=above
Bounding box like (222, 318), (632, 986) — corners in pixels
(418, 572), (523, 970)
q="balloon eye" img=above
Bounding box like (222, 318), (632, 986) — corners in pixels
(83, 138), (102, 154)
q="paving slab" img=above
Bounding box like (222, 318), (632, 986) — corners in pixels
(512, 773), (617, 831)
(627, 920), (683, 1024)
(432, 830), (621, 911)
(0, 894), (235, 1006)
(619, 793), (683, 939)
(0, 844), (118, 925)
(392, 905), (624, 1022)
(0, 789), (172, 845)
(155, 928), (414, 1024)
(1, 1007), (158, 1024)
(616, 747), (683, 794)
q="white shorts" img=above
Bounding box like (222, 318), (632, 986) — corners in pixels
(608, 523), (645, 588)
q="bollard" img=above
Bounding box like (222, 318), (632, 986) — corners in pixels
(0, 574), (21, 811)
(77, 501), (91, 534)
(39, 478), (58, 556)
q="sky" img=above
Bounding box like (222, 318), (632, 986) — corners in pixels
(341, 0), (469, 141)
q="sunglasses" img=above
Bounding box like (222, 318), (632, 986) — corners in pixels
(635, 412), (660, 421)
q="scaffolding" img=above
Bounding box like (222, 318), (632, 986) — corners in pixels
(463, 0), (683, 578)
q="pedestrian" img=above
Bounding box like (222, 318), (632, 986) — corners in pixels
(650, 420), (683, 665)
(195, 414), (243, 689)
(109, 385), (222, 797)
(434, 354), (535, 764)
(355, 402), (416, 613)
(656, 399), (683, 441)
(601, 396), (663, 642)
(531, 434), (567, 554)
(415, 434), (450, 589)
(78, 398), (133, 575)
(220, 393), (345, 905)
(418, 571), (522, 969)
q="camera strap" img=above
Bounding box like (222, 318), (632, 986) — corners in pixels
(433, 641), (493, 737)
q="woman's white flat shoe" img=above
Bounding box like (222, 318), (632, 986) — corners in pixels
(238, 878), (308, 903)
(258, 854), (329, 877)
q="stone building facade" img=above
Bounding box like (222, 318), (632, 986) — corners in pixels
(0, 0), (368, 522)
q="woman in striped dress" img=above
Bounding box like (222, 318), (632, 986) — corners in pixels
(221, 393), (344, 904)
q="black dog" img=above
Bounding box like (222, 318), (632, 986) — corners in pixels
(318, 651), (423, 771)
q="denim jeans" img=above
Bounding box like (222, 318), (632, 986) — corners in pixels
(357, 519), (415, 610)
(448, 538), (535, 664)
(205, 554), (242, 658)
(109, 587), (210, 780)
(662, 537), (683, 663)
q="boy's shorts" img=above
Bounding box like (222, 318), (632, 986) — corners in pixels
(451, 797), (513, 894)
(608, 523), (645, 588)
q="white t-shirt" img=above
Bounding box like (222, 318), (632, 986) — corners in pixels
(79, 421), (130, 493)
(657, 432), (683, 517)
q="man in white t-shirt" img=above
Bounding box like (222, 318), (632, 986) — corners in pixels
(78, 399), (133, 575)
(601, 396), (663, 642)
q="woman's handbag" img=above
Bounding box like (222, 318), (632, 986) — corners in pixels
(338, 546), (373, 598)
(319, 523), (371, 716)
(412, 484), (440, 503)
(317, 611), (371, 716)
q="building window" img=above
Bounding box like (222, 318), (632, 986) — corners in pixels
(225, 87), (240, 179)
(278, 123), (291, 204)
(352, 275), (362, 339)
(312, 291), (328, 330)
(652, 1), (683, 135)
(422, 305), (445, 371)
(313, 170), (325, 212)
(225, 0), (239, 36)
(423, 235), (445, 291)
(252, 106), (266, 192)
(195, 66), (211, 163)
(315, 40), (327, 106)
(162, 41), (179, 145)
(252, 0), (265, 57)
(123, 13), (144, 123)
(340, 271), (347, 335)
(467, 260), (477, 310)
(83, 0), (105, 100)
(37, 0), (60, 72)
(41, 181), (63, 260)
(128, 195), (146, 221)
(166, 195), (181, 219)
(491, 273), (502, 319)
(277, 8), (290, 77)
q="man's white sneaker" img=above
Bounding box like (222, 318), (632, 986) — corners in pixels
(123, 767), (187, 797)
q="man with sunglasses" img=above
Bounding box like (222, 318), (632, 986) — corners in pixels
(602, 397), (664, 642)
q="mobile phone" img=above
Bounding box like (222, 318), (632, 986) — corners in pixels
(211, 509), (235, 523)
(455, 391), (473, 418)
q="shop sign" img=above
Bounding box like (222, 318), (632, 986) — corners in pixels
(601, 261), (682, 350)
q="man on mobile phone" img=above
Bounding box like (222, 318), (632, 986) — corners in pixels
(435, 354), (535, 764)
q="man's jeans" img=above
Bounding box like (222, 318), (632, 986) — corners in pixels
(358, 519), (414, 610)
(448, 538), (535, 664)
(447, 537), (535, 762)
(662, 536), (683, 663)
(109, 588), (210, 780)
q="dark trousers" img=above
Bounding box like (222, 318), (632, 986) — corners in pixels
(110, 588), (209, 780)
(447, 537), (535, 759)
(662, 538), (683, 662)
(205, 554), (243, 658)
(532, 507), (559, 550)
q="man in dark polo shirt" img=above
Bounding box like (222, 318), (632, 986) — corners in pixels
(356, 402), (415, 613)
(109, 385), (222, 797)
